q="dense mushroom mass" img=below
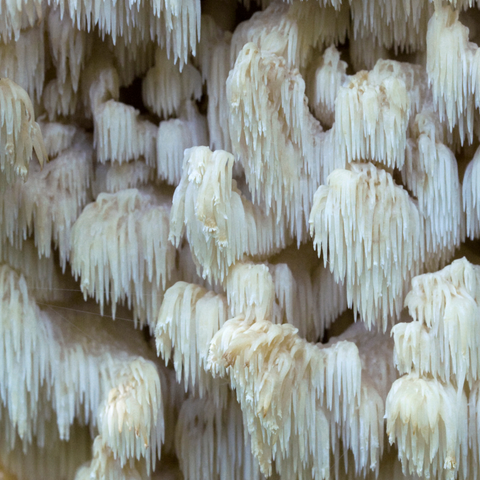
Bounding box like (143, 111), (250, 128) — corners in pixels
(1, 0), (480, 478)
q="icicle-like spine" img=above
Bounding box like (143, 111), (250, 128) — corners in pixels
(154, 281), (229, 401)
(175, 396), (263, 480)
(169, 146), (287, 283)
(142, 48), (202, 118)
(92, 161), (155, 197)
(426, 5), (475, 144)
(226, 263), (275, 322)
(386, 258), (480, 480)
(308, 45), (347, 128)
(310, 162), (425, 331)
(100, 358), (164, 474)
(402, 108), (462, 269)
(207, 317), (363, 479)
(334, 60), (414, 170)
(156, 102), (208, 185)
(0, 78), (47, 182)
(227, 43), (328, 241)
(463, 146), (480, 239)
(71, 189), (175, 326)
(0, 136), (92, 269)
(386, 375), (469, 480)
(0, 23), (45, 103)
(94, 100), (157, 165)
(397, 258), (480, 386)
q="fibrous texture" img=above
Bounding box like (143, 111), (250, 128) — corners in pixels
(334, 60), (424, 170)
(0, 263), (167, 478)
(94, 100), (157, 165)
(348, 33), (390, 72)
(386, 258), (480, 480)
(0, 78), (47, 182)
(230, 1), (348, 69)
(98, 358), (164, 472)
(0, 239), (65, 302)
(311, 262), (348, 337)
(402, 107), (463, 268)
(175, 396), (263, 480)
(92, 160), (155, 197)
(0, 131), (92, 268)
(426, 5), (478, 144)
(156, 102), (208, 185)
(208, 316), (393, 479)
(386, 375), (468, 480)
(142, 48), (202, 118)
(50, 0), (200, 67)
(228, 42), (333, 240)
(169, 146), (288, 282)
(0, 22), (45, 102)
(3, 0), (480, 478)
(330, 323), (396, 478)
(154, 281), (229, 401)
(225, 256), (347, 341)
(43, 77), (78, 120)
(208, 317), (349, 478)
(0, 0), (42, 44)
(393, 258), (480, 387)
(39, 121), (79, 158)
(226, 262), (277, 322)
(310, 162), (425, 330)
(307, 45), (348, 128)
(463, 145), (480, 239)
(74, 436), (143, 480)
(349, 0), (433, 54)
(71, 188), (175, 326)
(197, 16), (232, 152)
(47, 8), (92, 94)
(79, 51), (158, 167)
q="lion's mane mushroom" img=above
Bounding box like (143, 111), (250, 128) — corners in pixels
(1, 0), (480, 479)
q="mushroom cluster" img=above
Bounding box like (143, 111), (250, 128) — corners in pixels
(1, 0), (480, 479)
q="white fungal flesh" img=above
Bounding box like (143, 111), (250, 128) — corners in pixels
(50, 0), (200, 67)
(0, 23), (45, 103)
(334, 60), (423, 170)
(38, 121), (79, 158)
(395, 258), (480, 387)
(350, 0), (433, 54)
(0, 264), (166, 476)
(1, 0), (480, 478)
(386, 374), (468, 480)
(47, 8), (92, 93)
(427, 5), (475, 144)
(0, 78), (47, 182)
(310, 162), (425, 330)
(402, 107), (463, 269)
(71, 188), (176, 325)
(155, 281), (229, 401)
(142, 48), (202, 118)
(228, 42), (332, 240)
(94, 100), (157, 165)
(226, 262), (276, 322)
(92, 160), (155, 197)
(207, 317), (362, 478)
(169, 146), (288, 282)
(156, 102), (208, 185)
(0, 134), (92, 268)
(308, 45), (348, 127)
(100, 358), (164, 473)
(175, 396), (263, 480)
(464, 145), (480, 239)
(0, 0), (42, 43)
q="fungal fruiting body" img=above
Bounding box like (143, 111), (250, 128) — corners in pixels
(1, 1), (480, 479)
